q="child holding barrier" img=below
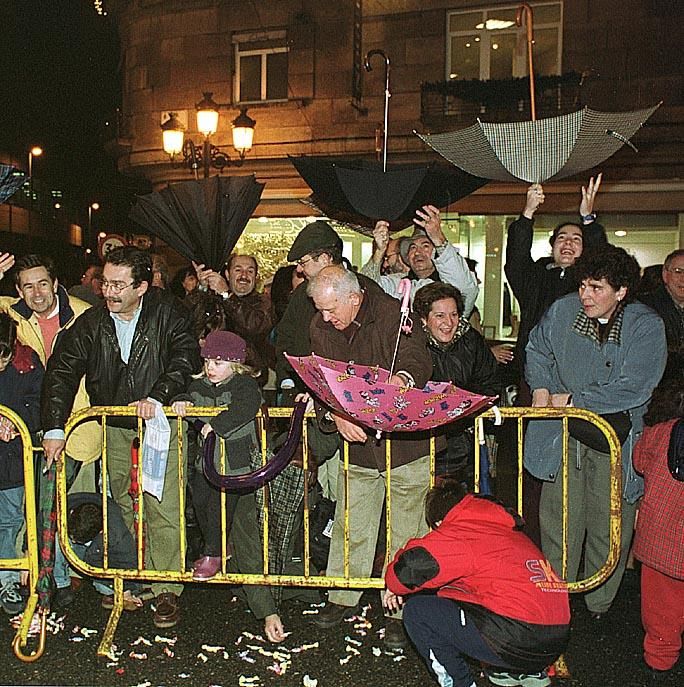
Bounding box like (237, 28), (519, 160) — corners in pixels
(172, 330), (286, 642)
(0, 313), (43, 615)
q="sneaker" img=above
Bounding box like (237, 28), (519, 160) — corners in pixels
(192, 555), (222, 581)
(487, 671), (551, 687)
(309, 602), (359, 628)
(0, 582), (24, 615)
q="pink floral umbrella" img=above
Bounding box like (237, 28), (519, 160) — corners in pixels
(285, 353), (496, 435)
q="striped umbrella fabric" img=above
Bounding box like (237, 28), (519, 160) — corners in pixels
(416, 104), (661, 184)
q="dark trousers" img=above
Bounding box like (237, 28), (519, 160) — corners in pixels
(403, 595), (507, 687)
(191, 468), (239, 557)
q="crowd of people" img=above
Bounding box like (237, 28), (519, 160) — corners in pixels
(0, 176), (681, 686)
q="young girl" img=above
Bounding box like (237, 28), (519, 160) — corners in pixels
(172, 330), (286, 643)
(0, 313), (43, 615)
(632, 379), (684, 677)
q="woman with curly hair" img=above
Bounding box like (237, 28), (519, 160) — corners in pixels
(524, 245), (667, 619)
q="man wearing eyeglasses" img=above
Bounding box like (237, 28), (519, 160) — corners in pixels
(41, 247), (200, 629)
(640, 248), (684, 382)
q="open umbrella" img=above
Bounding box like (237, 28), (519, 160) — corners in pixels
(0, 165), (28, 204)
(290, 49), (486, 235)
(129, 175), (265, 271)
(285, 353), (496, 434)
(290, 156), (487, 234)
(415, 4), (660, 184)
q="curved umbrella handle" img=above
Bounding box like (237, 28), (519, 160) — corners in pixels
(516, 3), (536, 120)
(198, 400), (307, 490)
(364, 49), (391, 172)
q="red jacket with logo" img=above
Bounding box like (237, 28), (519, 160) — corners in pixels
(386, 493), (570, 626)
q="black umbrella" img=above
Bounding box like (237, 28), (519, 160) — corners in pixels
(290, 155), (487, 235)
(129, 175), (265, 271)
(0, 165), (28, 204)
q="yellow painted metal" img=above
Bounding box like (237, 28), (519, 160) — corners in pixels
(54, 404), (622, 658)
(0, 406), (46, 662)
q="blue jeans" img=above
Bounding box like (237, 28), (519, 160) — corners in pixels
(0, 486), (24, 588)
(53, 539), (112, 596)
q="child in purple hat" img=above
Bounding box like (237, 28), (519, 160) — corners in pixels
(173, 331), (287, 642)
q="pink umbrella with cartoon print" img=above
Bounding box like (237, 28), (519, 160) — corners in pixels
(285, 353), (496, 435)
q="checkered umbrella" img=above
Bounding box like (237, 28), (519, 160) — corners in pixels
(0, 165), (27, 204)
(416, 104), (661, 184)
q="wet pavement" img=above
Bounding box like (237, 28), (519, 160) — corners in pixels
(1, 569), (681, 687)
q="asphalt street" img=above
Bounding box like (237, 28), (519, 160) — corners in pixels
(0, 569), (681, 687)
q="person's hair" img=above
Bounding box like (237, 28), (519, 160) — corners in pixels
(14, 254), (57, 286)
(170, 265), (197, 298)
(225, 253), (258, 274)
(307, 265), (360, 299)
(636, 264), (664, 297)
(643, 378), (684, 426)
(270, 264), (298, 324)
(573, 245), (641, 300)
(0, 313), (17, 362)
(549, 222), (583, 247)
(413, 282), (465, 320)
(425, 478), (467, 529)
(664, 248), (684, 268)
(104, 246), (153, 287)
(196, 358), (258, 380)
(68, 502), (103, 544)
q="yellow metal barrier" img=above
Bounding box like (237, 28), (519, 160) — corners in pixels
(55, 404), (622, 660)
(0, 405), (46, 662)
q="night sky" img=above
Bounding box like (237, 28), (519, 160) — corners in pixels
(0, 1), (138, 231)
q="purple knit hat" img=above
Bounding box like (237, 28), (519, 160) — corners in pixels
(201, 331), (247, 363)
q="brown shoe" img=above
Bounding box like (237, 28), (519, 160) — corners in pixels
(153, 592), (179, 628)
(384, 617), (408, 650)
(310, 602), (359, 628)
(101, 594), (143, 612)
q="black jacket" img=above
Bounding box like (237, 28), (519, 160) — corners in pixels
(428, 323), (501, 462)
(0, 344), (43, 489)
(504, 215), (606, 374)
(41, 287), (200, 432)
(639, 284), (684, 382)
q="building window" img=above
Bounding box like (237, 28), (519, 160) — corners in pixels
(446, 2), (562, 81)
(234, 30), (289, 104)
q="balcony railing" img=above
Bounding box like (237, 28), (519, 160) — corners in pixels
(421, 72), (584, 130)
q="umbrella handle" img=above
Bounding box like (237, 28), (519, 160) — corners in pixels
(364, 49), (391, 172)
(516, 4), (536, 121)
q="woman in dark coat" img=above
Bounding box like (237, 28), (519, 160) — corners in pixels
(413, 283), (501, 482)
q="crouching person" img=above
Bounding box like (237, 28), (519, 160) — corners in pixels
(384, 480), (570, 687)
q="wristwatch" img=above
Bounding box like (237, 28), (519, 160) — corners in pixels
(581, 212), (597, 224)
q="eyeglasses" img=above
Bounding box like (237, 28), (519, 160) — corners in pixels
(665, 267), (684, 275)
(100, 280), (135, 294)
(296, 256), (315, 267)
(384, 252), (400, 260)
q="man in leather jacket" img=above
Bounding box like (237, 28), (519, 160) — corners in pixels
(41, 247), (200, 629)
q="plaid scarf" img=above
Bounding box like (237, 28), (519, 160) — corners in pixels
(572, 304), (625, 345)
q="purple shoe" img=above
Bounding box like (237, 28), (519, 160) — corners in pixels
(192, 556), (222, 580)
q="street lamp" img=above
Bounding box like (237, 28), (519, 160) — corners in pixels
(28, 146), (43, 179)
(161, 92), (256, 179)
(27, 146), (43, 233)
(87, 202), (100, 247)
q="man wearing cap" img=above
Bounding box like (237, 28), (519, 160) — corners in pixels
(275, 220), (385, 398)
(360, 205), (478, 316)
(41, 247), (200, 629)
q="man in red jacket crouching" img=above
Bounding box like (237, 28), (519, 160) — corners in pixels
(384, 480), (570, 687)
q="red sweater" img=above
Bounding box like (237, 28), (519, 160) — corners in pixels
(386, 494), (570, 626)
(633, 420), (684, 579)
